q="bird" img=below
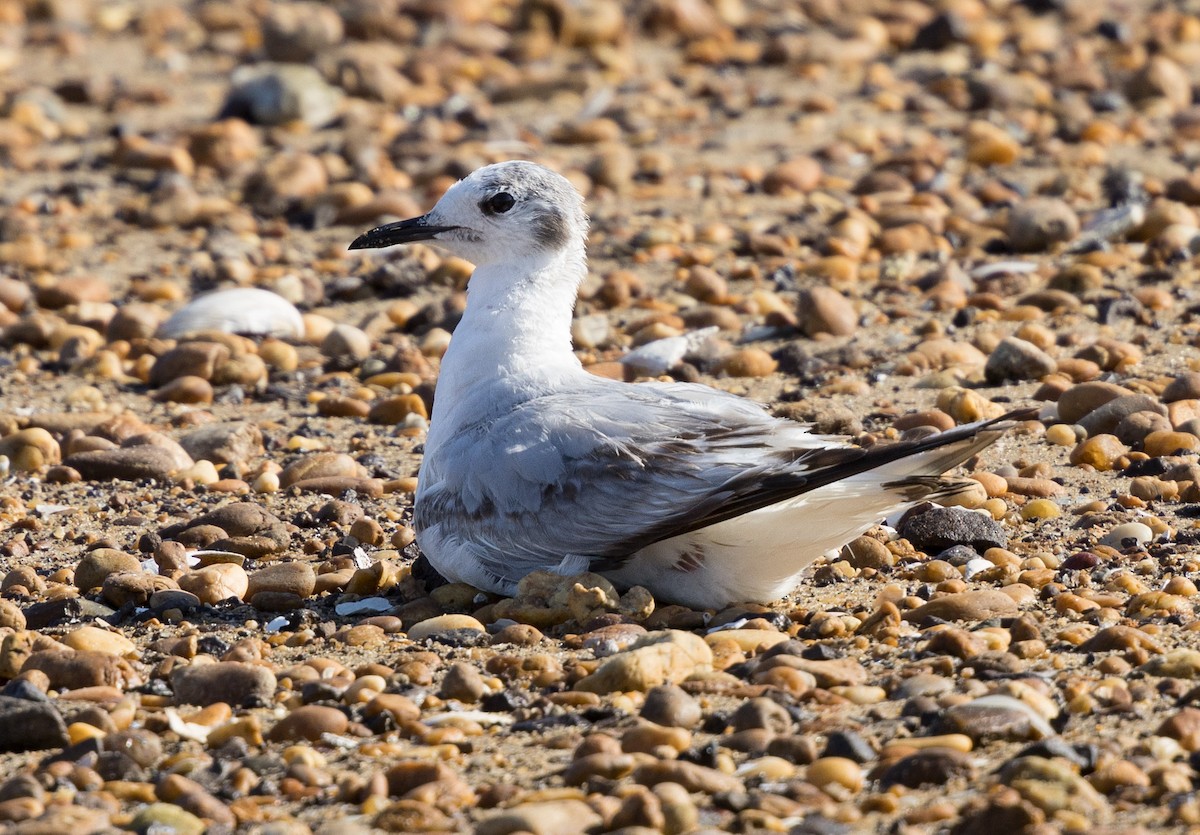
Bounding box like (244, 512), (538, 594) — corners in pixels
(349, 160), (1019, 609)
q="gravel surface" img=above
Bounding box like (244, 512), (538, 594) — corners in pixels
(3, 1), (1200, 833)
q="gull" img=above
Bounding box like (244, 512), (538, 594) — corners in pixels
(350, 161), (1018, 609)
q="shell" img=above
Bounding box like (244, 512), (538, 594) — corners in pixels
(159, 288), (304, 339)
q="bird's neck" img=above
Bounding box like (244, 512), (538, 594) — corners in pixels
(434, 245), (587, 409)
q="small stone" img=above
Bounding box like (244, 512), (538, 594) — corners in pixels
(762, 157), (822, 194)
(247, 562), (316, 602)
(62, 625), (137, 657)
(322, 324), (372, 363)
(985, 337), (1056, 383)
(153, 376), (214, 405)
(66, 446), (185, 481)
(149, 342), (230, 386)
(1144, 430), (1200, 456)
(407, 615), (487, 641)
(75, 548), (141, 592)
(221, 63), (341, 128)
(177, 563), (249, 604)
(1116, 411), (1172, 445)
(439, 662), (485, 703)
(1080, 625), (1163, 653)
(622, 721), (691, 754)
(842, 536), (896, 569)
(640, 684), (702, 728)
(633, 759), (742, 794)
(1099, 522), (1153, 549)
(730, 697), (793, 734)
(178, 421), (264, 465)
(1069, 435), (1126, 471)
(129, 803), (206, 835)
(280, 452), (364, 488)
(1007, 197), (1079, 252)
(23, 649), (136, 690)
(806, 757), (864, 793)
(575, 630), (713, 694)
(0, 696), (68, 751)
(475, 799), (601, 835)
(171, 661), (276, 707)
(881, 748), (975, 788)
(268, 704), (348, 742)
(0, 428), (61, 471)
(898, 507), (1008, 553)
(1000, 756), (1112, 822)
(1127, 55), (1192, 111)
(933, 695), (1054, 742)
(1056, 382), (1128, 424)
(262, 1), (344, 62)
(905, 590), (1020, 623)
(368, 394), (428, 424)
(1019, 499), (1060, 521)
(0, 600), (25, 631)
(799, 286), (857, 337)
(1078, 394), (1167, 436)
(1141, 649), (1200, 679)
(718, 347), (777, 377)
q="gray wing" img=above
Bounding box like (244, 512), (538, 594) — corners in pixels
(416, 379), (1019, 584)
(415, 382), (849, 581)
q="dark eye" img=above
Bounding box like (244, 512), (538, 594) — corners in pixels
(482, 192), (515, 214)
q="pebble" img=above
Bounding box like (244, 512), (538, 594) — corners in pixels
(1055, 381), (1128, 424)
(1099, 522), (1153, 549)
(247, 562), (316, 602)
(280, 452), (364, 487)
(66, 446), (186, 481)
(23, 649), (136, 690)
(407, 614), (487, 641)
(1007, 197), (1080, 251)
(439, 661), (485, 703)
(1069, 435), (1127, 471)
(799, 287), (857, 337)
(268, 705), (348, 742)
(1000, 756), (1112, 822)
(898, 507), (1008, 553)
(128, 803), (205, 835)
(0, 696), (69, 751)
(576, 630), (712, 693)
(0, 428), (61, 471)
(178, 421), (264, 465)
(806, 757), (864, 793)
(933, 695), (1055, 742)
(75, 548), (141, 592)
(985, 336), (1056, 383)
(1078, 393), (1167, 436)
(905, 590), (1020, 623)
(640, 684), (702, 729)
(177, 563), (249, 604)
(321, 324), (372, 363)
(880, 748), (975, 788)
(633, 760), (742, 795)
(476, 800), (601, 835)
(171, 661), (276, 707)
(222, 63), (341, 127)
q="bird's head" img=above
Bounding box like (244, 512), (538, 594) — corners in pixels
(349, 160), (588, 267)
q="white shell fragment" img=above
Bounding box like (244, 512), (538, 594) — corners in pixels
(334, 597), (392, 616)
(159, 288), (304, 339)
(621, 327), (719, 376)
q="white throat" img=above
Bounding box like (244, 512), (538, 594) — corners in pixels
(430, 243), (588, 429)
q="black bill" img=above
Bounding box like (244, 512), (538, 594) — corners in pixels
(348, 215), (458, 250)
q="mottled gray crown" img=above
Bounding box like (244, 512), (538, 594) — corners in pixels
(470, 161), (587, 251)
